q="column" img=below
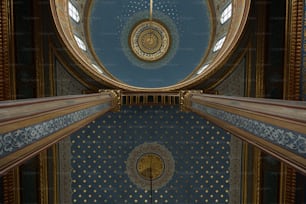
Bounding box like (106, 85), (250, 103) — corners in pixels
(0, 90), (121, 175)
(180, 91), (306, 174)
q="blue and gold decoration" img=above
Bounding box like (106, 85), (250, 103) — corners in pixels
(70, 105), (231, 203)
(89, 0), (211, 87)
(126, 142), (175, 190)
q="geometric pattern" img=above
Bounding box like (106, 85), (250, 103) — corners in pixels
(70, 105), (231, 204)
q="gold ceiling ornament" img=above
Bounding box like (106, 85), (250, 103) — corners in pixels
(136, 153), (164, 180)
(130, 20), (170, 62)
(126, 142), (175, 190)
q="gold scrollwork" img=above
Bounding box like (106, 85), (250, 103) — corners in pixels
(179, 90), (203, 112)
(99, 89), (121, 112)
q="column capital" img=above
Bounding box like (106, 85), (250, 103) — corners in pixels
(179, 90), (203, 112)
(99, 89), (121, 112)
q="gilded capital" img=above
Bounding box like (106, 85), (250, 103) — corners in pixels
(179, 90), (203, 112)
(99, 89), (121, 112)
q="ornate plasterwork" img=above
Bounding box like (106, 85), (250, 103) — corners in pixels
(121, 10), (179, 70)
(130, 20), (170, 61)
(126, 142), (175, 190)
(192, 103), (306, 157)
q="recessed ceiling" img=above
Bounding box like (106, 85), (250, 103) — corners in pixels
(50, 0), (251, 91)
(88, 0), (211, 88)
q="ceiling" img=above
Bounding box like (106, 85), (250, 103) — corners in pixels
(66, 105), (241, 204)
(89, 0), (211, 88)
(51, 0), (250, 91)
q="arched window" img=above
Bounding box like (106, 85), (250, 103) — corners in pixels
(197, 64), (209, 74)
(92, 64), (103, 74)
(213, 36), (226, 52)
(68, 1), (80, 23)
(220, 3), (232, 24)
(74, 35), (87, 51)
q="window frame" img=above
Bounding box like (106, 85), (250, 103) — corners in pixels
(213, 36), (226, 52)
(220, 2), (232, 24)
(73, 34), (87, 51)
(68, 1), (80, 23)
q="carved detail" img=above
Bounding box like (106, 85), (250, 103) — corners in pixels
(179, 90), (203, 112)
(99, 89), (121, 112)
(0, 0), (11, 100)
(285, 0), (303, 100)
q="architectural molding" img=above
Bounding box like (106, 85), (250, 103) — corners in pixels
(279, 164), (296, 204)
(182, 93), (306, 174)
(0, 92), (117, 175)
(99, 89), (121, 112)
(0, 0), (13, 100)
(39, 151), (48, 204)
(50, 0), (251, 91)
(255, 1), (268, 98)
(284, 0), (303, 100)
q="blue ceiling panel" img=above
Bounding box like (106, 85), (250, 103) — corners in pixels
(70, 105), (231, 204)
(89, 0), (211, 88)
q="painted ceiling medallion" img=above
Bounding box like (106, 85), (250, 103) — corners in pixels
(130, 21), (170, 61)
(126, 142), (175, 190)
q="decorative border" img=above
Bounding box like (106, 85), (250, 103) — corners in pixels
(192, 103), (306, 157)
(126, 142), (175, 190)
(0, 103), (110, 157)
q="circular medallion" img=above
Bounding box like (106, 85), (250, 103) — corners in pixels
(136, 153), (164, 180)
(130, 21), (170, 61)
(126, 143), (175, 190)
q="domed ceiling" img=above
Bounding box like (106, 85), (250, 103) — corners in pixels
(88, 0), (211, 88)
(51, 0), (251, 91)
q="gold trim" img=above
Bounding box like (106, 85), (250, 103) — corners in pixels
(8, 0), (16, 99)
(178, 0), (216, 80)
(245, 41), (252, 97)
(283, 0), (303, 100)
(99, 89), (121, 112)
(0, 0), (14, 100)
(190, 104), (306, 174)
(49, 41), (97, 91)
(2, 168), (20, 204)
(52, 144), (59, 204)
(129, 20), (170, 62)
(83, 0), (117, 80)
(0, 94), (113, 133)
(252, 148), (261, 204)
(279, 163), (287, 204)
(0, 107), (111, 176)
(180, 90), (203, 112)
(241, 142), (248, 204)
(255, 1), (268, 98)
(191, 95), (306, 134)
(279, 163), (296, 204)
(51, 0), (251, 92)
(39, 151), (49, 204)
(33, 0), (45, 97)
(189, 0), (252, 89)
(48, 39), (56, 96)
(208, 40), (252, 91)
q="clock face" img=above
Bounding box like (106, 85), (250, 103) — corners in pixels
(136, 153), (164, 180)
